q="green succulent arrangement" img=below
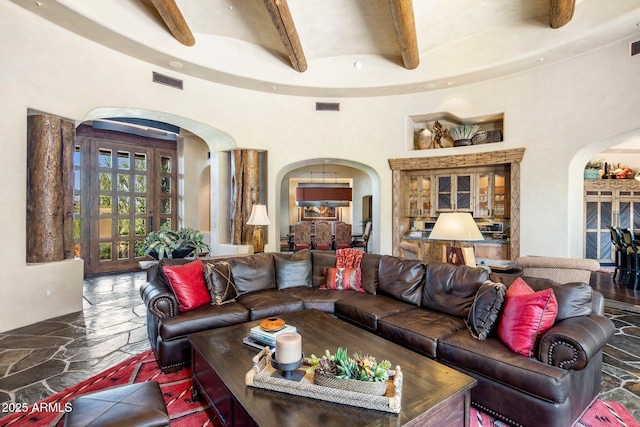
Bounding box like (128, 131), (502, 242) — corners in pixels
(141, 227), (209, 260)
(306, 347), (391, 382)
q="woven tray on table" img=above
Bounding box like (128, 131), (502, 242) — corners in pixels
(245, 347), (402, 413)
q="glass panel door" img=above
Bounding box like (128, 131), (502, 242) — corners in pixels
(75, 137), (177, 274)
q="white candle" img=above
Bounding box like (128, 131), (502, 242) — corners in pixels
(275, 332), (302, 364)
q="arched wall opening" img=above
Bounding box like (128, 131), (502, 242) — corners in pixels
(274, 159), (381, 254)
(568, 128), (640, 258)
(80, 107), (237, 254)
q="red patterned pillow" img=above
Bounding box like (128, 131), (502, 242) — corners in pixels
(163, 259), (211, 312)
(336, 248), (364, 268)
(320, 267), (364, 293)
(497, 277), (558, 357)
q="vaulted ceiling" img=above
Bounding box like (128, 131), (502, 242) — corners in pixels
(13, 0), (640, 97)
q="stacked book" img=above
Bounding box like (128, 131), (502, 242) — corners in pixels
(244, 324), (297, 350)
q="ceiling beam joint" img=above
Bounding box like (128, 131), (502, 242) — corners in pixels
(150, 0), (195, 46)
(388, 0), (420, 70)
(549, 0), (575, 29)
(263, 0), (308, 73)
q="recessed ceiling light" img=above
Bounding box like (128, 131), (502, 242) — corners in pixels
(35, 1), (44, 6)
(272, 86), (277, 90)
(447, 82), (454, 86)
(168, 61), (183, 69)
(354, 61), (363, 70)
(538, 57), (545, 62)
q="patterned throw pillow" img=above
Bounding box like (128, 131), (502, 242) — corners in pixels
(320, 267), (364, 293)
(467, 280), (507, 340)
(203, 260), (238, 305)
(336, 248), (364, 268)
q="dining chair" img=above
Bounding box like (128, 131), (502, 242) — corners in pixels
(609, 227), (626, 283)
(314, 221), (333, 250)
(351, 221), (372, 253)
(293, 221), (312, 251)
(619, 228), (639, 289)
(334, 222), (352, 250)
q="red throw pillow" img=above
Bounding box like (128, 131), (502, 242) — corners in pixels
(320, 267), (364, 293)
(163, 259), (211, 312)
(497, 277), (558, 357)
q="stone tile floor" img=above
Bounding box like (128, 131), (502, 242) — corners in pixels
(0, 271), (150, 420)
(0, 271), (639, 423)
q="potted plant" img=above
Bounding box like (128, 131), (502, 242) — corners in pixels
(306, 347), (392, 395)
(141, 227), (210, 260)
(448, 124), (480, 146)
(584, 160), (603, 179)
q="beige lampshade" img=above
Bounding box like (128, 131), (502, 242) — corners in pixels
(247, 204), (271, 226)
(428, 212), (483, 241)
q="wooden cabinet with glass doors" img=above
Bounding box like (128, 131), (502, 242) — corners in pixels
(475, 171), (509, 218)
(435, 173), (474, 212)
(405, 173), (433, 217)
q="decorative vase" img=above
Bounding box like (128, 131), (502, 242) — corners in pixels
(148, 247), (194, 260)
(453, 139), (472, 147)
(414, 128), (432, 150)
(313, 372), (388, 396)
(584, 169), (600, 179)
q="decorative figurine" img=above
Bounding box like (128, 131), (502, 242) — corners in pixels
(432, 120), (448, 149)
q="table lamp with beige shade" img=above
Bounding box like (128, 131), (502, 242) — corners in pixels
(428, 212), (484, 267)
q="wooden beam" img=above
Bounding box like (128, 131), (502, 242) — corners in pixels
(150, 0), (195, 46)
(388, 0), (419, 70)
(549, 0), (575, 29)
(263, 0), (308, 72)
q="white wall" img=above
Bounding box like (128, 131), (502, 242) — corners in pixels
(179, 133), (211, 234)
(2, 1), (640, 331)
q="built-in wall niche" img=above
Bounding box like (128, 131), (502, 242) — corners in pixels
(407, 112), (504, 151)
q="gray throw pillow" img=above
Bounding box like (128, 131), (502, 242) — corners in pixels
(467, 280), (507, 340)
(273, 250), (312, 289)
(490, 273), (592, 320)
(228, 253), (275, 295)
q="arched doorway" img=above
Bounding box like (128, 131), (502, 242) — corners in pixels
(275, 159), (381, 254)
(569, 128), (640, 259)
(76, 108), (235, 273)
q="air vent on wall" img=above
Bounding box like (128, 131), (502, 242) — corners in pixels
(316, 102), (340, 111)
(153, 72), (183, 90)
(632, 41), (640, 57)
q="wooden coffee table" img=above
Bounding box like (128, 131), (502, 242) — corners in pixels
(189, 309), (476, 427)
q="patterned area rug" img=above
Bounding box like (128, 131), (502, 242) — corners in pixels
(470, 400), (639, 426)
(1, 350), (638, 427)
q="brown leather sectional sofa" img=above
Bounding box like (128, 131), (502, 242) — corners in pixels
(140, 249), (614, 427)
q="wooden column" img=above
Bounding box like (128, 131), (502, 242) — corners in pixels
(230, 150), (260, 245)
(27, 114), (76, 262)
(509, 161), (521, 260)
(391, 169), (402, 257)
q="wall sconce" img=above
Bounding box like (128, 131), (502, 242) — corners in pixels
(247, 204), (271, 253)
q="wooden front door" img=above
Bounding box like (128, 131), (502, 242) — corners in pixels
(74, 128), (177, 274)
